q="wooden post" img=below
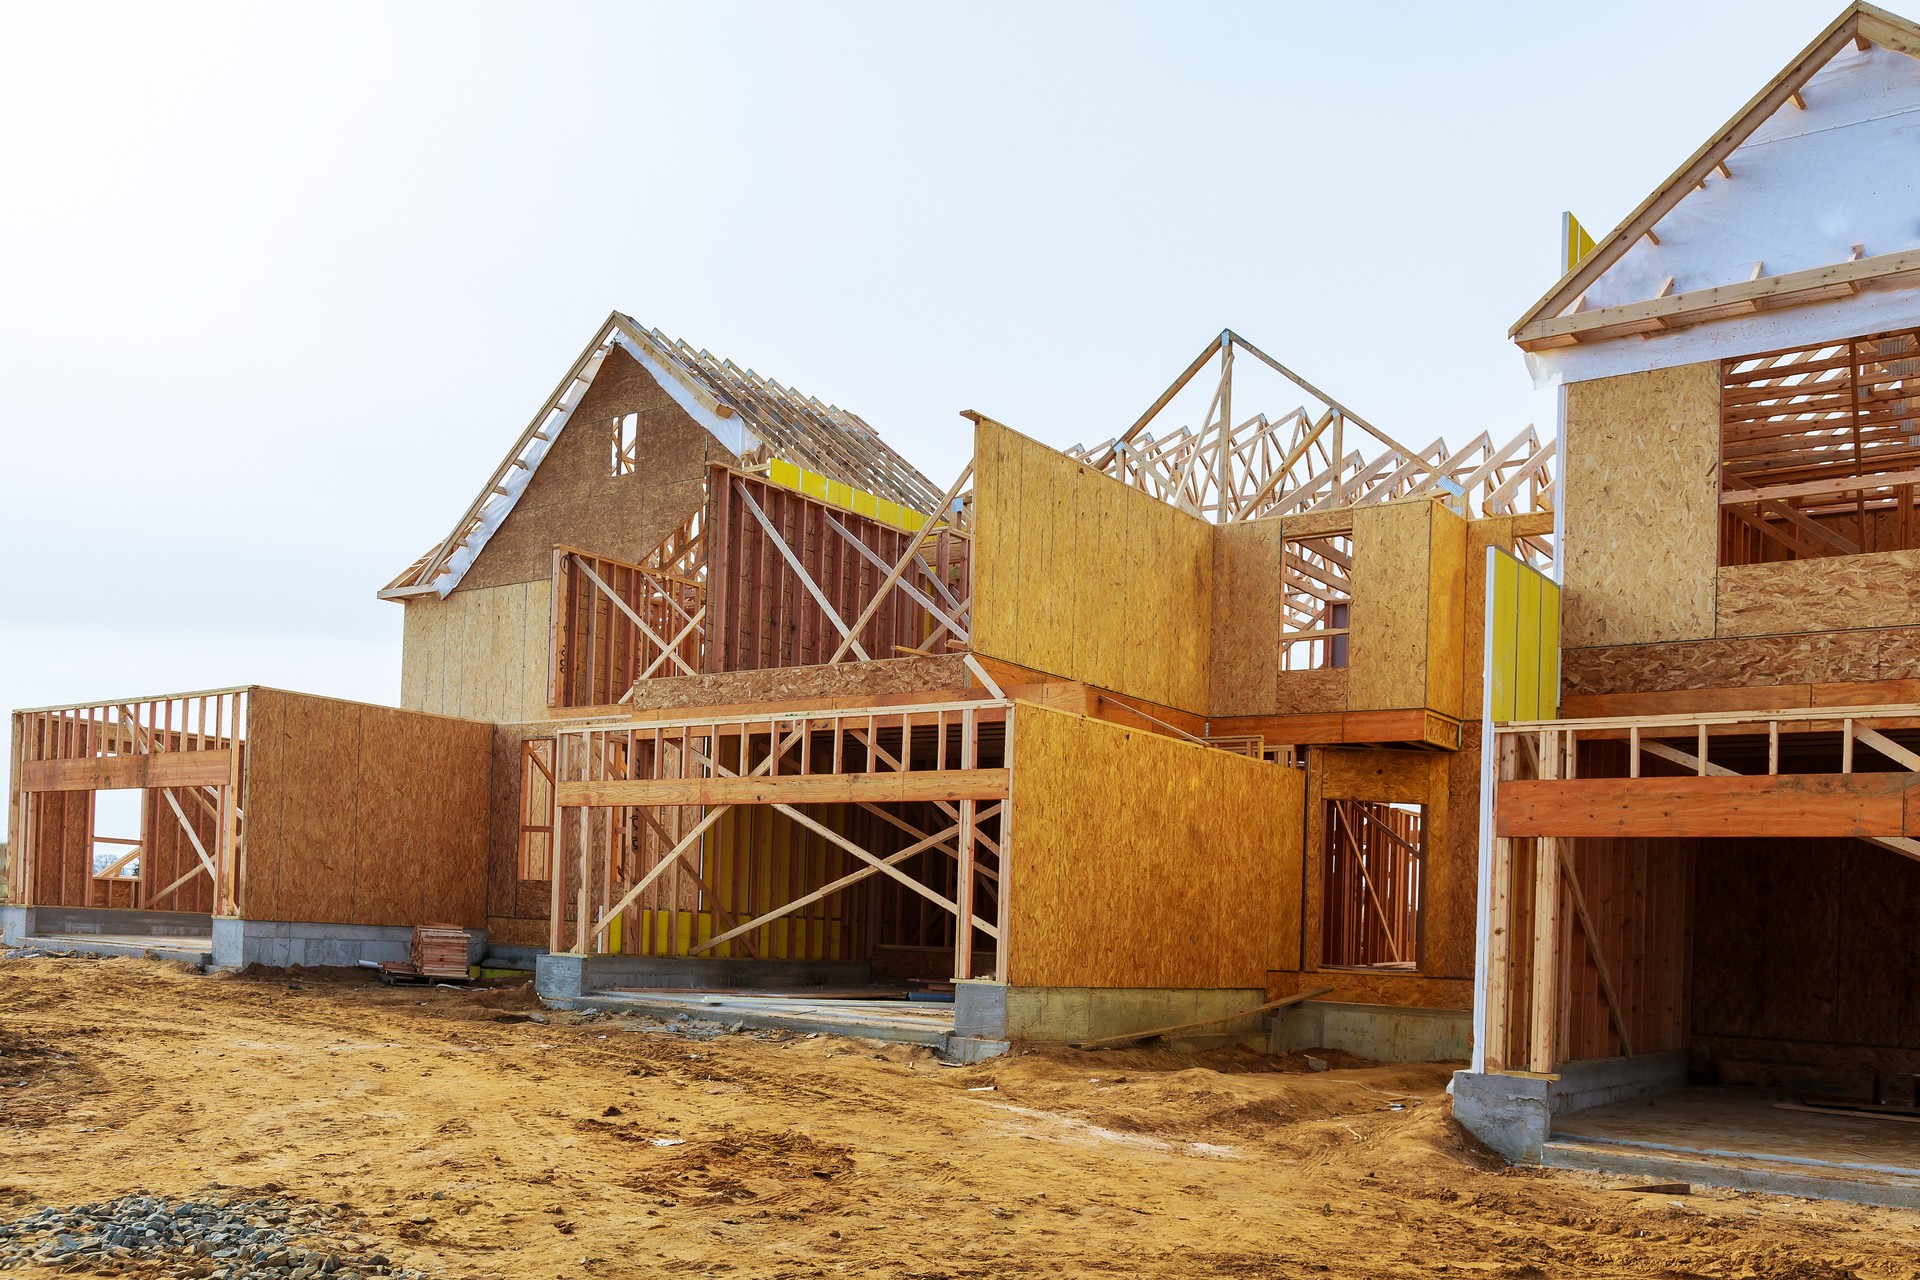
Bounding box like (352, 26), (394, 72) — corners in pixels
(1528, 731), (1562, 1073)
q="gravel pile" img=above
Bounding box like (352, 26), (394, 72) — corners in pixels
(0, 1194), (427, 1278)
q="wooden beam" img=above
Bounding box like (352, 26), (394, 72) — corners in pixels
(160, 788), (218, 882)
(827, 460), (974, 664)
(732, 480), (870, 661)
(1554, 845), (1634, 1057)
(1509, 9), (1867, 339)
(557, 768), (1010, 809)
(1519, 248), (1920, 351)
(570, 552), (700, 679)
(21, 751), (233, 793)
(1496, 773), (1918, 839)
(688, 820), (964, 957)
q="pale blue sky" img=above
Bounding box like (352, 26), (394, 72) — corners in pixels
(0, 0), (1864, 829)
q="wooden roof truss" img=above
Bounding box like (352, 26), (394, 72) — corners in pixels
(1067, 331), (1556, 525)
(1720, 326), (1920, 557)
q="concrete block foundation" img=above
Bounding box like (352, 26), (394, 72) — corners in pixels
(210, 919), (488, 971)
(1270, 1001), (1471, 1062)
(1450, 1052), (1689, 1162)
(955, 982), (1269, 1045)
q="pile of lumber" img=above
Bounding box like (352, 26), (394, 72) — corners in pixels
(378, 923), (472, 985)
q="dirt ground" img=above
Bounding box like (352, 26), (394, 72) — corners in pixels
(0, 955), (1915, 1278)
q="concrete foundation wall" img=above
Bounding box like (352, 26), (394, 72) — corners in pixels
(210, 919), (488, 971)
(954, 983), (1268, 1044)
(4, 905), (212, 943)
(1451, 1052), (1689, 1162)
(1271, 1001), (1471, 1062)
(537, 953), (872, 1002)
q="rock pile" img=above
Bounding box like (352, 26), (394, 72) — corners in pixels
(0, 1194), (428, 1278)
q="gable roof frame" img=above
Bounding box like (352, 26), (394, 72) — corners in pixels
(381, 311), (940, 600)
(1510, 3), (1920, 348)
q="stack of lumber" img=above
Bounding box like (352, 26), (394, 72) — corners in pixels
(378, 923), (472, 984)
(411, 923), (472, 979)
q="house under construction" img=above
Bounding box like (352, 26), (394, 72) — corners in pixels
(5, 309), (1553, 1059)
(1451, 1), (1920, 1204)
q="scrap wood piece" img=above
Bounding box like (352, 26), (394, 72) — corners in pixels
(1774, 1100), (1920, 1125)
(1072, 986), (1335, 1050)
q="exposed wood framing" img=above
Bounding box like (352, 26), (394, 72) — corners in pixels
(9, 690), (246, 916)
(1065, 331), (1554, 524)
(1483, 696), (1920, 1072)
(383, 312), (943, 599)
(1719, 328), (1920, 564)
(548, 699), (1011, 981)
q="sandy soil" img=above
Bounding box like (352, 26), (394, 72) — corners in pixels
(0, 954), (1915, 1278)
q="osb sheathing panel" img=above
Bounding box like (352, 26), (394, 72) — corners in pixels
(973, 421), (1211, 713)
(1563, 625), (1920, 695)
(1346, 502), (1432, 712)
(1424, 504), (1468, 720)
(1006, 702), (1302, 989)
(1274, 668), (1348, 716)
(1562, 362), (1719, 647)
(1718, 548), (1920, 638)
(27, 790), (88, 908)
(628, 655), (973, 712)
(486, 723), (546, 930)
(241, 689), (490, 928)
(1208, 518), (1283, 717)
(459, 344), (723, 591)
(400, 581), (551, 724)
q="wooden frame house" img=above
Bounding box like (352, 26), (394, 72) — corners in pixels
(1454, 3), (1920, 1193)
(362, 311), (1555, 1052)
(7, 308), (1557, 1056)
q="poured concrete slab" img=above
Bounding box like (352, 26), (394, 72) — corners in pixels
(566, 987), (1006, 1061)
(20, 932), (213, 966)
(1545, 1087), (1920, 1209)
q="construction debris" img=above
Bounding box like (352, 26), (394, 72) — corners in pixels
(0, 1193), (428, 1278)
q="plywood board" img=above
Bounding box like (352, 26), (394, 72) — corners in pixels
(1208, 519), (1283, 717)
(240, 689), (491, 928)
(1563, 625), (1920, 696)
(459, 344), (721, 592)
(1561, 362), (1720, 647)
(399, 581), (553, 723)
(1273, 668), (1348, 716)
(1425, 504), (1468, 720)
(1718, 548), (1920, 638)
(972, 420), (1212, 713)
(629, 655), (971, 712)
(1005, 701), (1303, 989)
(1346, 502), (1432, 711)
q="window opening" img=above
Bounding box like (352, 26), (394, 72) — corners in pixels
(610, 412), (640, 477)
(1721, 328), (1920, 565)
(1322, 799), (1423, 969)
(90, 788), (142, 883)
(1281, 531), (1352, 670)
